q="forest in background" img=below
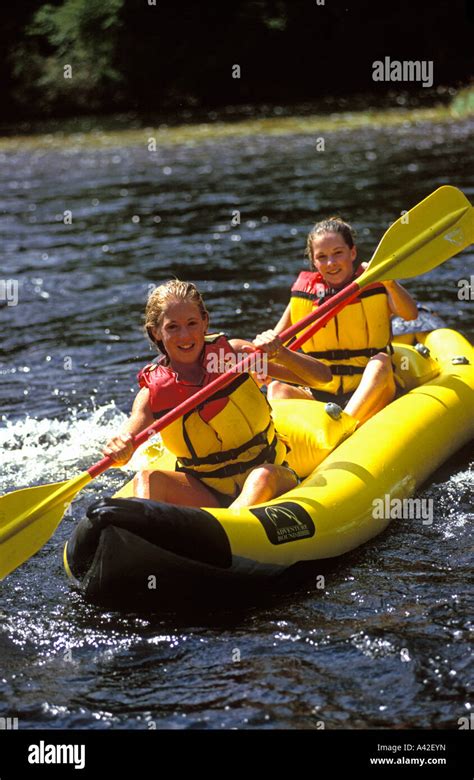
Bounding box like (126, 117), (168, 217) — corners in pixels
(1, 0), (473, 121)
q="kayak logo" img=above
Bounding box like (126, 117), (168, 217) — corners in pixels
(250, 501), (315, 545)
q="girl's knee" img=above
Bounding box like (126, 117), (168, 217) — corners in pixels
(249, 465), (277, 491)
(257, 464), (297, 495)
(374, 355), (396, 399)
(133, 469), (150, 498)
(368, 352), (393, 378)
(245, 464), (284, 497)
(267, 381), (289, 400)
(267, 381), (311, 401)
(378, 352), (392, 368)
(133, 469), (165, 499)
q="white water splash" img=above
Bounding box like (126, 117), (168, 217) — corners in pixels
(423, 465), (474, 539)
(351, 631), (397, 658)
(0, 403), (129, 491)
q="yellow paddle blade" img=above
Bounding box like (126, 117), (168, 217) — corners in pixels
(361, 186), (473, 286)
(0, 472), (92, 580)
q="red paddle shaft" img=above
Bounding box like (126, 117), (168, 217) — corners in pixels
(87, 279), (363, 479)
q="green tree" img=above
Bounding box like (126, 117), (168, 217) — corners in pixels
(12, 0), (124, 113)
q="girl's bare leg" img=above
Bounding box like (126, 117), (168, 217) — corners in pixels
(133, 469), (221, 507)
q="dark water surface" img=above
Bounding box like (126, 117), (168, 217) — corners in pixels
(0, 114), (473, 729)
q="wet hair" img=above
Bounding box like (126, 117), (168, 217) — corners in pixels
(305, 216), (356, 269)
(144, 279), (208, 352)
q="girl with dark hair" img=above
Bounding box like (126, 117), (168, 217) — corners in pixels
(269, 217), (418, 424)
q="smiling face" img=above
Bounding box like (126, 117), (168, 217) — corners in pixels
(153, 300), (208, 365)
(310, 231), (357, 288)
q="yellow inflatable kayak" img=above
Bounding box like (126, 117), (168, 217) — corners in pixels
(64, 328), (474, 605)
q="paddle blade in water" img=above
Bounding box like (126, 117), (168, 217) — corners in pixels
(0, 473), (91, 580)
(362, 186), (473, 285)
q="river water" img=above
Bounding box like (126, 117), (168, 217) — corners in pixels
(0, 112), (473, 729)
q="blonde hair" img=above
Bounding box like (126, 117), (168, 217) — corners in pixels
(144, 279), (208, 351)
(305, 216), (356, 269)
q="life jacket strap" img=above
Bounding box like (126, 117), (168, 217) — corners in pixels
(178, 423), (273, 467)
(308, 347), (384, 360)
(290, 284), (388, 305)
(176, 435), (279, 480)
(330, 365), (366, 376)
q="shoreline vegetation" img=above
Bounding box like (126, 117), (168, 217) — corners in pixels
(0, 88), (472, 154)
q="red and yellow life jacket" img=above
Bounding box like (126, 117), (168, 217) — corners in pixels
(290, 269), (393, 395)
(138, 334), (287, 498)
